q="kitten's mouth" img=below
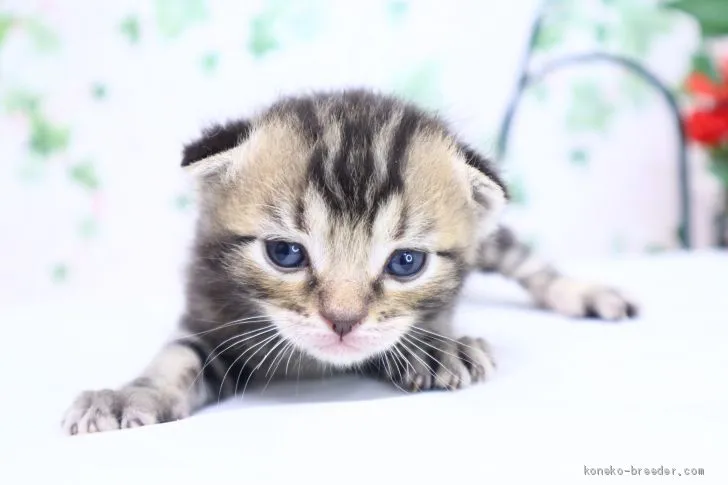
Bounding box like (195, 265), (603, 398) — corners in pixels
(313, 334), (365, 353)
(319, 337), (361, 352)
(303, 332), (382, 366)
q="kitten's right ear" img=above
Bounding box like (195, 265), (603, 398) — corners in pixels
(181, 119), (252, 178)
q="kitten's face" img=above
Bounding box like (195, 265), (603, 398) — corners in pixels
(186, 93), (506, 367)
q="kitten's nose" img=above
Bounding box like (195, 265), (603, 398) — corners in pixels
(320, 311), (366, 338)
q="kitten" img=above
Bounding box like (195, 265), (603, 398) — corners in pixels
(62, 89), (637, 434)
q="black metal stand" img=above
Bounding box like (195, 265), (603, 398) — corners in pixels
(717, 188), (728, 247)
(495, 3), (692, 249)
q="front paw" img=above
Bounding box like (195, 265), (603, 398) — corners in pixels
(61, 386), (184, 435)
(388, 335), (495, 392)
(541, 278), (639, 321)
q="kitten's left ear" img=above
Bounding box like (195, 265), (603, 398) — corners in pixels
(458, 143), (509, 214)
(181, 119), (252, 179)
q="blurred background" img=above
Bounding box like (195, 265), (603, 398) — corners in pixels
(1, 0), (725, 307)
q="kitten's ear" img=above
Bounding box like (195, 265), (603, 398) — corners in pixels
(458, 143), (509, 217)
(181, 119), (252, 179)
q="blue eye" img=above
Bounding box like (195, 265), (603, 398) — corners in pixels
(265, 241), (308, 269)
(386, 250), (426, 279)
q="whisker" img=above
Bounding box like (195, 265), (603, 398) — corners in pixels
(410, 326), (484, 354)
(382, 352), (408, 394)
(243, 332), (287, 382)
(185, 325), (277, 396)
(295, 347), (304, 396)
(189, 314), (272, 327)
(378, 355), (388, 378)
(406, 332), (480, 370)
(284, 343), (298, 377)
(180, 315), (273, 340)
(218, 332), (280, 402)
(265, 340), (293, 378)
(202, 325), (277, 367)
(242, 336), (289, 396)
(410, 326), (491, 368)
(387, 347), (407, 383)
(402, 335), (460, 383)
(234, 326), (294, 398)
(392, 342), (416, 374)
(200, 324), (276, 365)
(399, 339), (439, 381)
(261, 341), (295, 394)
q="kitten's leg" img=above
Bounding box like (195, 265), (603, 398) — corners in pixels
(61, 336), (222, 435)
(477, 226), (639, 320)
(372, 318), (495, 392)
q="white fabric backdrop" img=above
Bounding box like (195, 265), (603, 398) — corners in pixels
(1, 0), (721, 306)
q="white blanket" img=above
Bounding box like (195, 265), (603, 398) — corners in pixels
(1, 251), (726, 483)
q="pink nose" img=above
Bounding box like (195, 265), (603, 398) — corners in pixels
(320, 311), (366, 337)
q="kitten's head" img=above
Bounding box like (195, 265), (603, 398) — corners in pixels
(184, 90), (507, 367)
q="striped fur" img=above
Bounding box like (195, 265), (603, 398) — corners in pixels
(62, 90), (638, 435)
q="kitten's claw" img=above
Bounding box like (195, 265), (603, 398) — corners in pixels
(457, 336), (495, 382)
(391, 336), (495, 392)
(61, 387), (183, 435)
(540, 279), (639, 321)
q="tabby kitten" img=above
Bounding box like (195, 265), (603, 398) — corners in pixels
(62, 90), (637, 434)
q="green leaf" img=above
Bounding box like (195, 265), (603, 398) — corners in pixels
(533, 20), (566, 51)
(51, 263), (69, 283)
(29, 116), (70, 157)
(0, 14), (16, 46)
(700, 19), (728, 36)
(691, 49), (721, 83)
(621, 75), (651, 108)
(663, 0), (728, 37)
(200, 51), (219, 73)
(78, 216), (99, 239)
(709, 159), (728, 186)
(120, 15), (141, 44)
(155, 0), (207, 38)
(594, 24), (609, 44)
(4, 90), (40, 115)
(24, 19), (60, 52)
(388, 0), (409, 22)
(709, 143), (728, 159)
(245, 1), (321, 57)
(613, 7), (674, 58)
(69, 161), (101, 191)
(569, 148), (590, 167)
(91, 83), (108, 100)
(566, 81), (615, 133)
(248, 15), (280, 58)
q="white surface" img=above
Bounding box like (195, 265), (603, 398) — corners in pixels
(1, 251), (727, 483)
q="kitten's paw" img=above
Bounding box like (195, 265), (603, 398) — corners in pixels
(393, 336), (495, 391)
(457, 336), (496, 383)
(61, 387), (183, 435)
(541, 278), (639, 321)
